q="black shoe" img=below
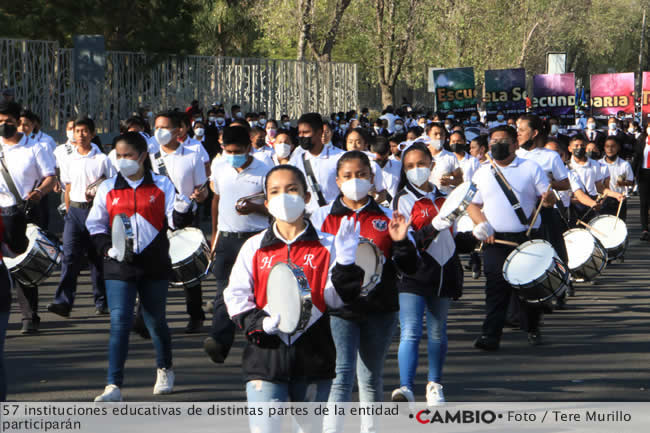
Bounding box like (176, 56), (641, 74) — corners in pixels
(184, 319), (203, 334)
(95, 305), (109, 315)
(132, 316), (151, 339)
(528, 331), (543, 346)
(473, 335), (499, 351)
(641, 231), (649, 241)
(21, 317), (40, 334)
(472, 269), (481, 279)
(504, 319), (520, 329)
(555, 298), (567, 310)
(203, 337), (226, 363)
(47, 302), (71, 318)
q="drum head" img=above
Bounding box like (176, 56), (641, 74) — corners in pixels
(111, 215), (127, 262)
(563, 229), (595, 270)
(455, 213), (474, 233)
(356, 242), (379, 287)
(437, 182), (471, 218)
(267, 263), (302, 334)
(504, 240), (555, 285)
(589, 215), (627, 249)
(3, 224), (41, 269)
(169, 229), (205, 262)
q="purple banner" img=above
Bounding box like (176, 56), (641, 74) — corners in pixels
(532, 73), (576, 120)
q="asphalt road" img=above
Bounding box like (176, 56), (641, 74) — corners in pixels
(4, 198), (650, 402)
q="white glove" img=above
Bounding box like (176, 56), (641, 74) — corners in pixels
(174, 195), (192, 213)
(472, 221), (494, 241)
(263, 314), (281, 335)
(107, 247), (122, 262)
(335, 216), (361, 265)
(432, 215), (452, 231)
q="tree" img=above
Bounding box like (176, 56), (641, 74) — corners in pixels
(298, 0), (353, 62)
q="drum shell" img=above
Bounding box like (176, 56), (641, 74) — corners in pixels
(5, 225), (62, 286)
(562, 228), (607, 281)
(168, 228), (210, 288)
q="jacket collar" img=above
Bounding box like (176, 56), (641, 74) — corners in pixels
(405, 181), (440, 200)
(330, 194), (383, 216)
(260, 220), (320, 248)
(114, 169), (155, 190)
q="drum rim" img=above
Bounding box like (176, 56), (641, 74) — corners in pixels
(503, 239), (556, 286)
(266, 261), (311, 335)
(356, 238), (384, 295)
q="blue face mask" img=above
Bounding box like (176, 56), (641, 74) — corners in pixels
(471, 115), (478, 122)
(497, 114), (505, 121)
(447, 114), (455, 119)
(225, 153), (247, 168)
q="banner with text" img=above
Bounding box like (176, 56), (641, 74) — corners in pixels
(532, 73), (576, 120)
(642, 72), (650, 126)
(484, 68), (527, 120)
(433, 67), (477, 113)
(590, 72), (635, 117)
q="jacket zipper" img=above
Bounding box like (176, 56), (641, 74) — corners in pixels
(133, 186), (137, 254)
(286, 242), (292, 382)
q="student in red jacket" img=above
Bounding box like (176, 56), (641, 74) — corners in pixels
(310, 150), (416, 433)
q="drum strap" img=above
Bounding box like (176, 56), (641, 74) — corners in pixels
(0, 149), (25, 207)
(154, 151), (169, 178)
(302, 154), (327, 207)
(490, 165), (529, 226)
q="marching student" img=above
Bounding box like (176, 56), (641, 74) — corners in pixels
(633, 126), (650, 240)
(371, 136), (402, 204)
(449, 131), (480, 183)
(469, 134), (489, 165)
(47, 117), (114, 317)
(204, 126), (271, 363)
(343, 128), (388, 203)
(309, 151), (416, 432)
(425, 123), (463, 194)
(466, 126), (555, 349)
(600, 136), (633, 221)
(0, 101), (56, 334)
(175, 113), (211, 176)
(390, 143), (475, 406)
(86, 132), (194, 402)
(0, 202), (29, 401)
(151, 112), (209, 333)
(270, 130), (294, 165)
(224, 164), (364, 433)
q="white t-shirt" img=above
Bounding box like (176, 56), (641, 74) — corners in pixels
(569, 157), (605, 196)
(516, 147), (568, 182)
(60, 145), (114, 202)
(0, 134), (56, 207)
(289, 145), (344, 214)
(182, 136), (210, 164)
(600, 156), (633, 194)
(210, 157), (270, 233)
(150, 143), (207, 198)
(379, 158), (401, 201)
(456, 152), (480, 183)
(429, 149), (460, 195)
(471, 157), (549, 232)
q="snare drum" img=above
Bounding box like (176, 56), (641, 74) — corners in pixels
(266, 262), (312, 335)
(563, 228), (607, 281)
(4, 224), (62, 286)
(437, 182), (477, 222)
(503, 239), (569, 303)
(355, 239), (385, 297)
(168, 228), (210, 287)
(111, 214), (134, 262)
(587, 215), (628, 260)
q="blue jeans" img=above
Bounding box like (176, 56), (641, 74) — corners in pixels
(324, 312), (398, 433)
(246, 379), (331, 433)
(0, 311), (8, 401)
(105, 279), (171, 387)
(397, 293), (450, 390)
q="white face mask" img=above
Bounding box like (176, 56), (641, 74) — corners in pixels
(274, 142), (292, 158)
(116, 158), (140, 177)
(430, 139), (443, 151)
(258, 118), (266, 126)
(249, 121), (257, 128)
(340, 178), (372, 201)
(608, 124), (617, 131)
(66, 130), (75, 142)
(194, 128), (205, 137)
(268, 193), (305, 223)
(406, 167), (431, 187)
(587, 122), (596, 130)
(550, 124), (559, 135)
(394, 124), (404, 132)
(283, 122), (291, 129)
(235, 112), (244, 119)
(155, 128), (172, 146)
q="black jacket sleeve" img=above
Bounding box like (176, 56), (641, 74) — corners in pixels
(172, 209), (194, 230)
(391, 238), (418, 275)
(232, 308), (280, 347)
(2, 212), (28, 255)
(454, 232), (479, 254)
(331, 263), (364, 303)
(90, 233), (112, 258)
(412, 225), (438, 251)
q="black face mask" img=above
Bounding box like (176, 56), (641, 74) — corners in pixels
(451, 142), (465, 154)
(298, 136), (314, 151)
(520, 139), (535, 150)
(490, 141), (511, 161)
(255, 138), (265, 148)
(574, 147), (586, 158)
(586, 151), (599, 160)
(0, 123), (17, 139)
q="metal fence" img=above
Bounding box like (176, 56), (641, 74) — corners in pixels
(0, 38), (359, 139)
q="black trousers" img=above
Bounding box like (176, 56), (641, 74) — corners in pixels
(482, 242), (542, 339)
(209, 232), (258, 357)
(639, 169), (650, 231)
(601, 197), (627, 221)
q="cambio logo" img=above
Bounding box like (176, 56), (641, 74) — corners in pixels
(413, 409), (498, 424)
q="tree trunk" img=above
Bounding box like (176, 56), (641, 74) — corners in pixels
(380, 82), (394, 107)
(297, 0), (313, 61)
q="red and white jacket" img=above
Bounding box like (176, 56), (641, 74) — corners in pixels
(86, 171), (192, 281)
(224, 221), (363, 383)
(310, 195), (417, 319)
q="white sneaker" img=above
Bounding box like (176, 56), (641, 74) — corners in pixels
(153, 368), (175, 395)
(391, 386), (415, 403)
(94, 385), (122, 402)
(426, 382), (445, 406)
